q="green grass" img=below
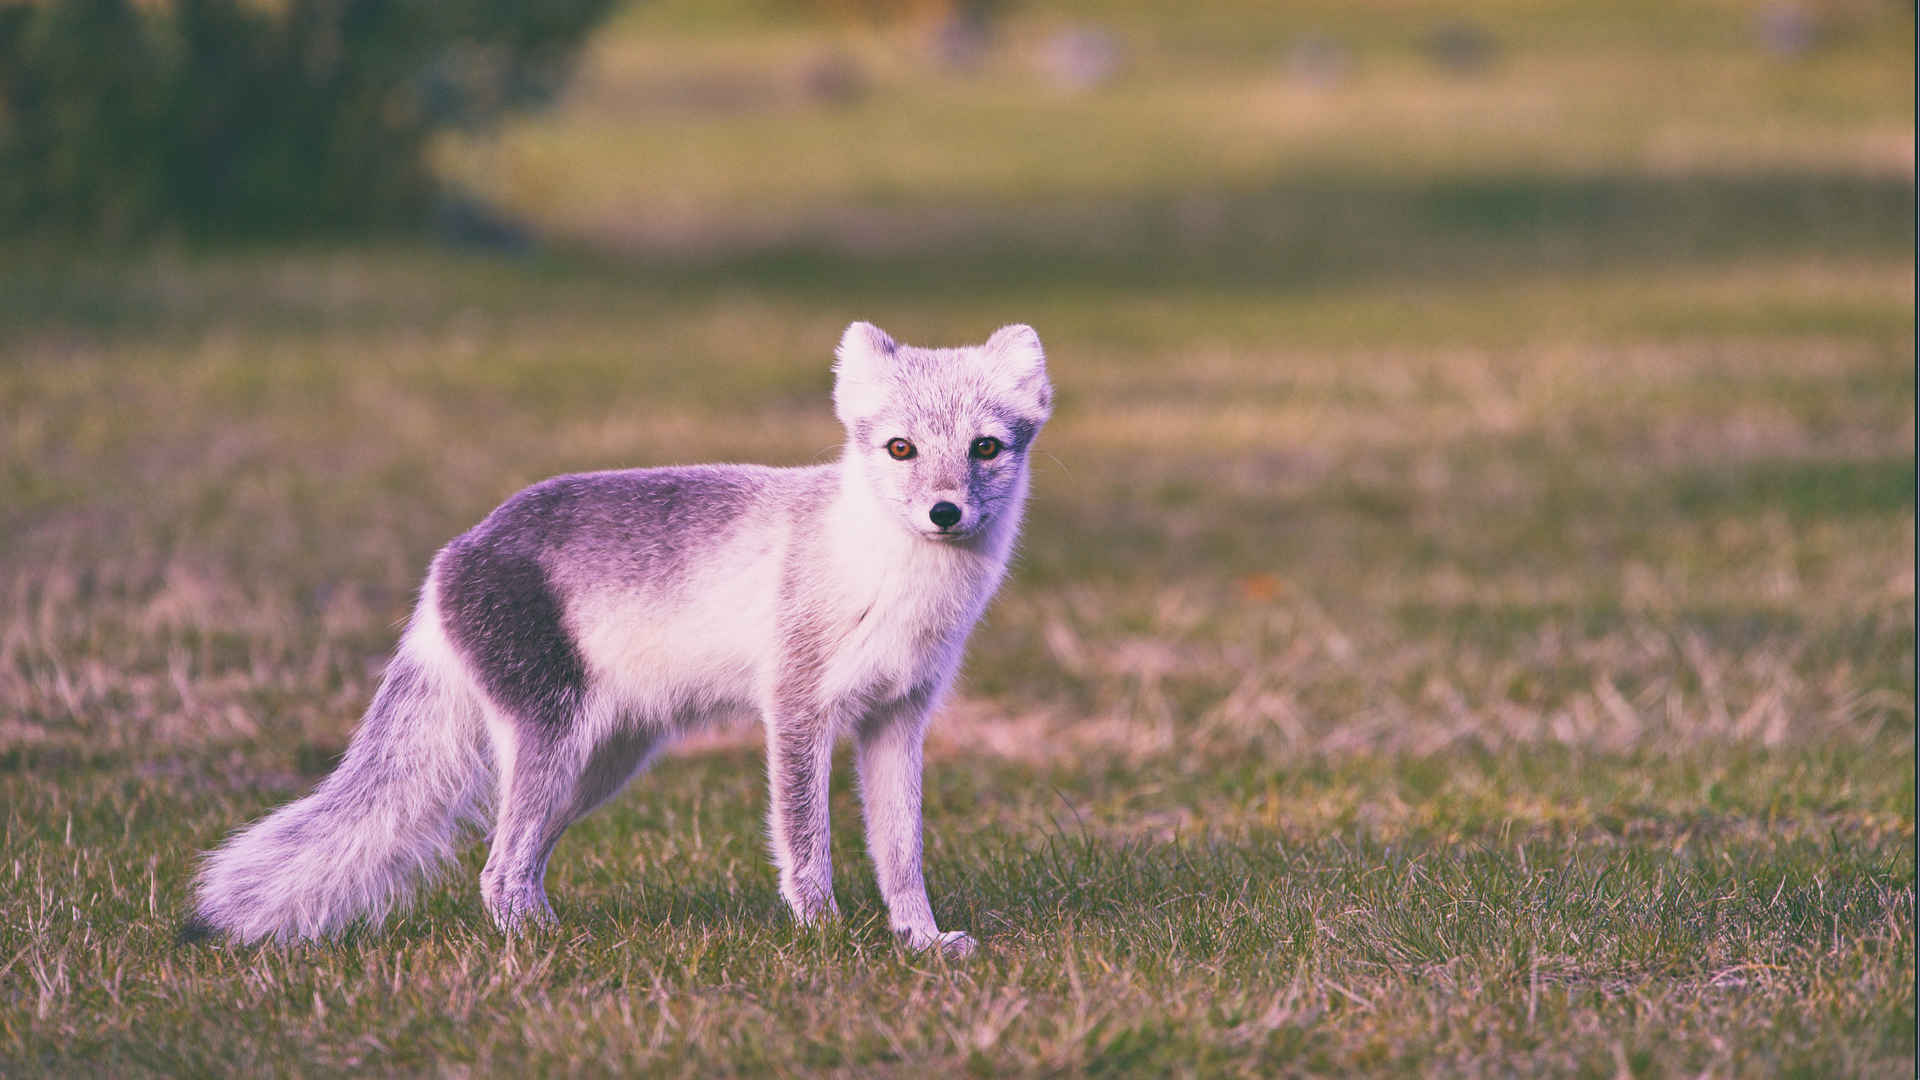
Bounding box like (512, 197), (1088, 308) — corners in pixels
(2, 0), (1914, 1074)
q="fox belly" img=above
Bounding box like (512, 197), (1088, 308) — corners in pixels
(559, 529), (782, 735)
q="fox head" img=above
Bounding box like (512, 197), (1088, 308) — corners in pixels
(833, 321), (1052, 542)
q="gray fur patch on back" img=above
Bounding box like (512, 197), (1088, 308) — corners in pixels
(438, 467), (769, 725)
(535, 467), (767, 597)
(440, 521), (585, 727)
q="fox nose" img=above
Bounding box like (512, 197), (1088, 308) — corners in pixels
(929, 502), (962, 529)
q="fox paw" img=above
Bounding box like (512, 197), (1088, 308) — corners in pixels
(780, 880), (841, 927)
(483, 881), (556, 935)
(902, 928), (977, 959)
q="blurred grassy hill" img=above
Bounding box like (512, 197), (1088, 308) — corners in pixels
(440, 0), (1911, 250)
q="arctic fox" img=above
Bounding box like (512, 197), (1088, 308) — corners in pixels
(185, 322), (1051, 957)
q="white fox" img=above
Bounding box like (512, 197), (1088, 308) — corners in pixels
(185, 322), (1052, 957)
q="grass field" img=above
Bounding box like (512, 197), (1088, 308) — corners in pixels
(2, 0), (1914, 1074)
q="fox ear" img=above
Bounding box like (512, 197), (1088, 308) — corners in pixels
(834, 321), (897, 424)
(985, 323), (1052, 422)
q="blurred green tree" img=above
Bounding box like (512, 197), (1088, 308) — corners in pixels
(0, 0), (617, 237)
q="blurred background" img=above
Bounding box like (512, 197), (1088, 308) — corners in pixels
(3, 0), (1909, 756)
(1, 1), (1914, 1071)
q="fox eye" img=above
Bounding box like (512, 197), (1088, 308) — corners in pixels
(886, 438), (916, 460)
(970, 436), (1003, 460)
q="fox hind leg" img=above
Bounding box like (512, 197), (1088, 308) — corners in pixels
(481, 719), (658, 933)
(438, 539), (654, 931)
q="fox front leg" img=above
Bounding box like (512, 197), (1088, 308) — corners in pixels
(765, 700), (840, 926)
(855, 693), (975, 958)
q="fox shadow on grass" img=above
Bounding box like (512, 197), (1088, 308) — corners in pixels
(485, 838), (1296, 959)
(223, 819), (1287, 957)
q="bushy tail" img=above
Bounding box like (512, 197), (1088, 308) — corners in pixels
(185, 642), (492, 944)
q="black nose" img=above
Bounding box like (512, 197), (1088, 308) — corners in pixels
(929, 502), (962, 529)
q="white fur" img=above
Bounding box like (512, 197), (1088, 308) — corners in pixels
(567, 524), (781, 729)
(187, 596), (493, 944)
(833, 321), (899, 425)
